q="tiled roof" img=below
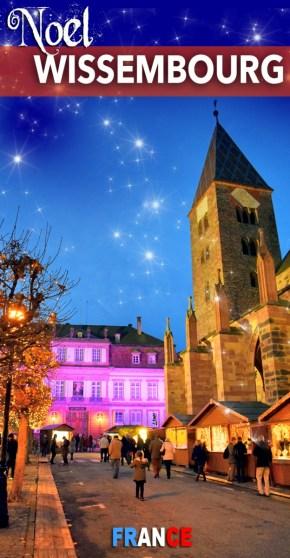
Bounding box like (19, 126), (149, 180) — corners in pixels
(55, 324), (163, 346)
(219, 401), (269, 422)
(276, 250), (290, 275)
(194, 123), (272, 203)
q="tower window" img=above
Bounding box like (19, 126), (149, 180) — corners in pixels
(204, 213), (209, 231)
(242, 209), (249, 224)
(205, 282), (210, 302)
(236, 207), (242, 222)
(250, 272), (258, 288)
(198, 220), (203, 237)
(249, 210), (257, 225)
(205, 246), (210, 260)
(241, 238), (249, 255)
(201, 251), (205, 264)
(249, 239), (257, 256)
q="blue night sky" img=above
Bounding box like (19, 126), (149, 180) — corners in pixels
(0, 7), (289, 349)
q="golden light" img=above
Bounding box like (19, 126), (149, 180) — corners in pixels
(7, 305), (27, 323)
(96, 413), (104, 424)
(138, 428), (148, 442)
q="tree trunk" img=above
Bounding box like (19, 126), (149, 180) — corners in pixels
(10, 414), (29, 501)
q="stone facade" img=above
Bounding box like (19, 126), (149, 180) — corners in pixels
(165, 119), (290, 416)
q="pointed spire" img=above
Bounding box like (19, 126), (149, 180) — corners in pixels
(164, 317), (175, 364)
(213, 99), (219, 124)
(257, 228), (278, 305)
(193, 121), (271, 204)
(186, 296), (198, 350)
(215, 270), (230, 332)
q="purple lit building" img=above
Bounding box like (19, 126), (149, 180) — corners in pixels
(47, 317), (165, 437)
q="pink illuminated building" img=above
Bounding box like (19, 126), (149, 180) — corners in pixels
(46, 317), (165, 437)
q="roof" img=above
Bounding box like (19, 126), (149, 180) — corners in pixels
(259, 392), (290, 422)
(194, 122), (272, 204)
(162, 414), (193, 427)
(40, 423), (74, 431)
(55, 324), (163, 347)
(276, 250), (290, 275)
(188, 399), (269, 426)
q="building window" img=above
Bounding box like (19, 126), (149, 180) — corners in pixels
(249, 210), (257, 225)
(72, 381), (84, 399)
(92, 348), (101, 363)
(114, 411), (124, 425)
(56, 347), (66, 362)
(198, 220), (203, 237)
(130, 382), (141, 400)
(241, 238), (249, 255)
(132, 353), (141, 365)
(205, 246), (210, 260)
(113, 381), (124, 400)
(91, 381), (101, 399)
(147, 382), (158, 401)
(130, 410), (142, 425)
(249, 239), (257, 257)
(250, 272), (258, 288)
(52, 380), (65, 400)
(147, 353), (157, 365)
(242, 209), (249, 224)
(204, 213), (209, 231)
(75, 348), (84, 362)
(236, 207), (242, 222)
(205, 281), (210, 302)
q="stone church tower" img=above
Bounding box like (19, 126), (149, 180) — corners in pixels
(164, 112), (290, 417)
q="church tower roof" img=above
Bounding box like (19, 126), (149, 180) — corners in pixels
(194, 122), (272, 204)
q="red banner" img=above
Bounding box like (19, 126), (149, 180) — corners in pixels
(1, 46), (290, 96)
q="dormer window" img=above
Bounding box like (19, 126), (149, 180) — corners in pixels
(77, 331), (83, 338)
(132, 352), (141, 365)
(115, 333), (121, 343)
(147, 353), (157, 365)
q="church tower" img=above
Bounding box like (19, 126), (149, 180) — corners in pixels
(189, 112), (281, 340)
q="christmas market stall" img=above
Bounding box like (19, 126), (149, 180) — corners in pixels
(162, 414), (194, 466)
(188, 399), (269, 477)
(259, 392), (290, 486)
(39, 423), (74, 446)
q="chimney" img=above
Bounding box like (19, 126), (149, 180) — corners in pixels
(70, 327), (75, 338)
(137, 316), (142, 335)
(86, 327), (91, 338)
(104, 327), (109, 339)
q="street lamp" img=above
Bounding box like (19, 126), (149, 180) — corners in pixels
(0, 302), (27, 528)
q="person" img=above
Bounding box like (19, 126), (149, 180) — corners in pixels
(143, 438), (151, 470)
(224, 437), (237, 481)
(70, 435), (76, 461)
(121, 436), (129, 465)
(131, 450), (148, 500)
(234, 437), (247, 482)
(75, 433), (80, 452)
(128, 436), (137, 463)
(7, 433), (18, 479)
(109, 435), (122, 478)
(100, 434), (110, 462)
(50, 434), (58, 464)
(253, 436), (273, 497)
(41, 434), (49, 457)
(32, 438), (39, 455)
(149, 434), (163, 478)
(88, 434), (93, 452)
(160, 438), (175, 479)
(61, 436), (70, 465)
(192, 440), (208, 482)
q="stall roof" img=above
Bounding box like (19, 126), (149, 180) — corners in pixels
(40, 423), (74, 431)
(259, 392), (290, 422)
(162, 414), (193, 427)
(188, 399), (269, 426)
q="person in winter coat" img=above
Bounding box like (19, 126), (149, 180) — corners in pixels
(224, 437), (237, 481)
(160, 438), (175, 479)
(109, 436), (122, 478)
(234, 437), (247, 482)
(192, 440), (209, 482)
(70, 435), (76, 461)
(253, 436), (273, 497)
(61, 436), (70, 465)
(149, 435), (163, 478)
(131, 450), (148, 500)
(50, 434), (58, 465)
(7, 433), (18, 479)
(143, 438), (151, 470)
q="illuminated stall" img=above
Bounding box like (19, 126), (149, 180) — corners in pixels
(162, 414), (194, 466)
(188, 400), (268, 477)
(40, 423), (74, 447)
(259, 392), (290, 486)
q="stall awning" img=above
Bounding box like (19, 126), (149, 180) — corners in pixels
(259, 392), (290, 423)
(40, 423), (74, 431)
(188, 399), (269, 427)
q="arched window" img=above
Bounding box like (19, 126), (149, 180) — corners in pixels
(236, 207), (242, 222)
(249, 210), (257, 225)
(205, 246), (210, 260)
(201, 251), (205, 264)
(241, 238), (249, 255)
(250, 271), (257, 288)
(198, 220), (203, 237)
(242, 209), (249, 223)
(205, 282), (210, 302)
(204, 213), (209, 231)
(249, 239), (257, 256)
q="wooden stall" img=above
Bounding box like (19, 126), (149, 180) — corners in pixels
(162, 414), (194, 466)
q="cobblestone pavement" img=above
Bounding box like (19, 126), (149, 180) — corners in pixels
(0, 458), (38, 558)
(52, 454), (290, 558)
